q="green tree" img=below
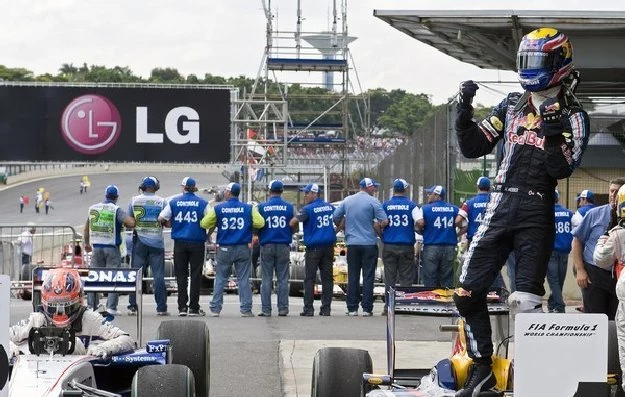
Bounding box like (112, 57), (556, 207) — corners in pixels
(378, 93), (433, 135)
(0, 65), (34, 81)
(149, 67), (183, 83)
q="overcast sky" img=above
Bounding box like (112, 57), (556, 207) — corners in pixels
(1, 0), (622, 106)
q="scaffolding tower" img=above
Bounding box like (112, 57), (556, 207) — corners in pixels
(231, 0), (370, 202)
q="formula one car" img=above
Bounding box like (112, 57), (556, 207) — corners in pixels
(9, 320), (209, 397)
(310, 286), (624, 397)
(16, 267), (211, 397)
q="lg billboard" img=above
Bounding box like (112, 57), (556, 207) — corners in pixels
(0, 84), (231, 162)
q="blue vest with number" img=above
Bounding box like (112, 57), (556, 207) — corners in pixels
(554, 204), (574, 253)
(303, 198), (336, 247)
(169, 192), (208, 243)
(381, 196), (417, 245)
(465, 192), (490, 240)
(215, 198), (253, 245)
(258, 196), (294, 245)
(422, 200), (459, 245)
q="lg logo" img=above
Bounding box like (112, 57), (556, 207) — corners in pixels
(61, 94), (200, 154)
(136, 106), (200, 144)
(61, 95), (121, 154)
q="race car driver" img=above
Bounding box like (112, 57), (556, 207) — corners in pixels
(8, 268), (135, 358)
(594, 184), (625, 390)
(453, 28), (590, 396)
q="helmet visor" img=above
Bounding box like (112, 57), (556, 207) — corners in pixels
(517, 51), (556, 71)
(43, 298), (81, 319)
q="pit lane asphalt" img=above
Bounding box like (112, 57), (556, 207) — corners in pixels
(3, 171), (453, 397)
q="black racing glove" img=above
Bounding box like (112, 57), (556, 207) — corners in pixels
(539, 97), (564, 137)
(458, 80), (479, 109)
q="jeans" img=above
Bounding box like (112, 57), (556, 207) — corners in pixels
(88, 246), (122, 310)
(546, 251), (569, 312)
(260, 244), (290, 314)
(346, 244), (378, 313)
(382, 244), (414, 301)
(421, 245), (455, 288)
(173, 241), (205, 312)
(128, 239), (167, 313)
(211, 245), (252, 314)
(303, 245), (334, 314)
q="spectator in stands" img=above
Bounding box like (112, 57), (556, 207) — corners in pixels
(83, 185), (135, 314)
(456, 177), (506, 290)
(334, 177), (388, 316)
(257, 180), (296, 317)
(547, 190), (574, 313)
(572, 178), (625, 318)
(571, 189), (596, 229)
(381, 178), (421, 315)
(290, 183), (336, 317)
(416, 185), (460, 288)
(127, 176), (168, 316)
(201, 182), (264, 317)
(160, 177), (209, 317)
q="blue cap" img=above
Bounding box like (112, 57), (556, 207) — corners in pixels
(105, 185), (119, 198)
(268, 179), (284, 192)
(359, 177), (380, 188)
(300, 183), (319, 193)
(577, 189), (594, 202)
(477, 176), (491, 190)
(226, 182), (241, 195)
(393, 178), (410, 191)
(426, 185), (446, 198)
(181, 177), (196, 188)
(142, 176), (157, 188)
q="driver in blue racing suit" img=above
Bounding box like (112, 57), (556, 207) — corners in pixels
(9, 268), (135, 358)
(453, 28), (589, 396)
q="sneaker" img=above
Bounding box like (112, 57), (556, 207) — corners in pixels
(257, 312), (271, 317)
(157, 311), (170, 316)
(241, 311), (254, 317)
(210, 311), (220, 317)
(107, 308), (119, 315)
(178, 308), (188, 317)
(299, 311), (314, 317)
(361, 311), (373, 317)
(455, 362), (497, 397)
(319, 311), (330, 316)
(278, 311), (288, 317)
(188, 309), (206, 317)
(127, 307), (138, 316)
(346, 311), (358, 316)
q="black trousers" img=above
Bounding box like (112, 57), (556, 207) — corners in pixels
(303, 244), (334, 314)
(173, 241), (205, 311)
(582, 263), (617, 320)
(454, 193), (554, 364)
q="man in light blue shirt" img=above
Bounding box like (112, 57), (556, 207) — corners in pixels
(572, 178), (625, 318)
(333, 177), (388, 316)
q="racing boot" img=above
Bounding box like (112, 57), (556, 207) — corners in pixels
(455, 362), (496, 397)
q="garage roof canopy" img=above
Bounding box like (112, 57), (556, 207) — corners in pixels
(373, 10), (625, 96)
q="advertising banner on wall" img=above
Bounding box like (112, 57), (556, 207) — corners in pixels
(0, 84), (231, 162)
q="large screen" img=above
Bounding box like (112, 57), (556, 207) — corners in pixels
(0, 84), (231, 162)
